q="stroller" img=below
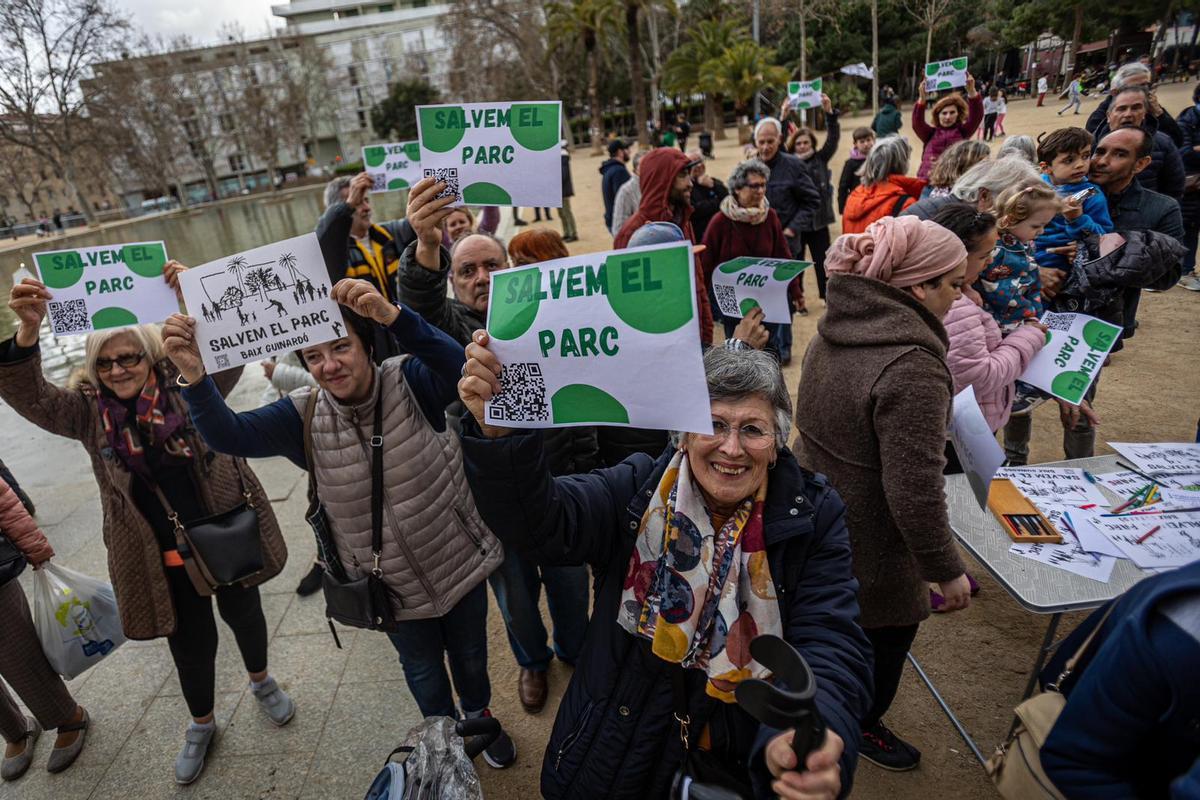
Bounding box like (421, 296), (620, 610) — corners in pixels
(364, 716), (501, 800)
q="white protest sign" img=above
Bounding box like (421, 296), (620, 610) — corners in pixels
(483, 241), (710, 433)
(1108, 442), (1200, 477)
(32, 242), (178, 336)
(994, 466), (1109, 509)
(925, 58), (968, 92)
(178, 233), (346, 374)
(1010, 503), (1117, 582)
(786, 79), (823, 110)
(1088, 512), (1200, 570)
(1019, 312), (1121, 405)
(948, 386), (1006, 509)
(363, 141), (422, 193)
(417, 101), (563, 208)
(710, 257), (810, 324)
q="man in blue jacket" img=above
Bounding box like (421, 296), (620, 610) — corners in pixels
(1090, 86), (1185, 201)
(599, 139), (632, 233)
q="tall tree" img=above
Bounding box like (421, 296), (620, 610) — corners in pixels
(370, 79), (441, 141)
(0, 0), (129, 224)
(548, 0), (622, 155)
(901, 0), (958, 66)
(664, 19), (741, 139)
(698, 39), (788, 141)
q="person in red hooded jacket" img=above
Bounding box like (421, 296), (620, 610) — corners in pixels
(614, 147), (715, 346)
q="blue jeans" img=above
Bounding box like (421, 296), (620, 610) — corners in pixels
(488, 553), (589, 672)
(386, 582), (491, 718)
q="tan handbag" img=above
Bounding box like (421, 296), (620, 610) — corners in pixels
(986, 605), (1117, 799)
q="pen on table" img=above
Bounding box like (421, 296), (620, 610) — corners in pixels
(1062, 512), (1100, 565)
(1083, 470), (1098, 484)
(1135, 525), (1162, 545)
(1115, 461), (1167, 488)
(1111, 485), (1151, 514)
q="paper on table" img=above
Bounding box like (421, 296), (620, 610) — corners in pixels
(416, 101), (563, 208)
(1087, 513), (1200, 569)
(1094, 470), (1152, 498)
(709, 257), (810, 324)
(1108, 442), (1200, 476)
(1019, 312), (1121, 405)
(1009, 503), (1117, 582)
(948, 385), (1005, 509)
(483, 241), (710, 433)
(1160, 487), (1200, 510)
(1069, 511), (1126, 558)
(994, 466), (1109, 509)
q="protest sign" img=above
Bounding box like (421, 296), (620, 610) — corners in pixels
(994, 466), (1109, 509)
(786, 79), (823, 110)
(416, 101), (563, 208)
(1019, 311), (1121, 405)
(178, 233), (346, 374)
(1010, 504), (1116, 582)
(362, 141), (422, 193)
(1108, 442), (1200, 476)
(484, 241), (710, 433)
(925, 58), (968, 92)
(32, 242), (177, 336)
(710, 257), (810, 324)
(948, 386), (1005, 509)
(1087, 512), (1200, 570)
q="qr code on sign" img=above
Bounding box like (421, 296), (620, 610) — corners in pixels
(370, 172), (387, 192)
(424, 167), (460, 201)
(1043, 312), (1073, 332)
(48, 299), (90, 334)
(713, 284), (740, 317)
(488, 362), (550, 423)
(215, 354), (230, 370)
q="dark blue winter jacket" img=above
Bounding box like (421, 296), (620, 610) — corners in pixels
(1039, 560), (1200, 799)
(459, 424), (873, 799)
(599, 158), (632, 231)
(1034, 174), (1114, 271)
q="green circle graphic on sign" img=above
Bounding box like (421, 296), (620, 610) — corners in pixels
(488, 267), (542, 341)
(463, 182), (513, 205)
(1051, 371), (1087, 404)
(91, 306), (138, 330)
(35, 252), (84, 289)
(952, 58), (968, 70)
(387, 178), (410, 190)
(926, 63), (940, 77)
(603, 246), (694, 334)
(937, 81), (953, 90)
(718, 257), (755, 274)
(419, 106), (467, 153)
(739, 298), (761, 315)
(403, 142), (422, 161)
(772, 262), (806, 281)
(1081, 319), (1117, 351)
(552, 384), (629, 424)
(364, 147), (387, 167)
(509, 104), (560, 151)
(122, 244), (167, 278)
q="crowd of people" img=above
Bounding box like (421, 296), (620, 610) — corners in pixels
(0, 59), (1197, 800)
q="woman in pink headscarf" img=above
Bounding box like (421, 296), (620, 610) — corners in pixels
(792, 214), (970, 771)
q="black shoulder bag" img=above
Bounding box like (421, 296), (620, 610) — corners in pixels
(303, 391), (398, 647)
(0, 532), (28, 587)
(152, 459), (264, 597)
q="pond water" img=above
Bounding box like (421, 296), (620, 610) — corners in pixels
(0, 184), (409, 383)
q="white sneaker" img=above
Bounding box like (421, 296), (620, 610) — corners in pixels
(175, 724), (215, 785)
(1178, 273), (1200, 292)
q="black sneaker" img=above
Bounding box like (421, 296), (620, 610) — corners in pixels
(295, 562), (325, 596)
(860, 721), (920, 771)
(479, 710), (516, 769)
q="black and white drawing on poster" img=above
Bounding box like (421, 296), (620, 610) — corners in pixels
(178, 233), (346, 374)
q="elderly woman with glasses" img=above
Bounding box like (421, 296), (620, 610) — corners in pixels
(457, 340), (872, 800)
(701, 159), (795, 357)
(0, 267), (291, 786)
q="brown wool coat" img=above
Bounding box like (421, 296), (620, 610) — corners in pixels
(793, 274), (965, 628)
(0, 352), (286, 640)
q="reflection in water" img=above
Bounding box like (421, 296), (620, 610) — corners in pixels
(0, 184), (409, 384)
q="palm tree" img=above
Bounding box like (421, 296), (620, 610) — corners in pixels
(664, 19), (742, 140)
(548, 0), (622, 155)
(225, 256), (249, 294)
(277, 252), (300, 285)
(698, 40), (788, 143)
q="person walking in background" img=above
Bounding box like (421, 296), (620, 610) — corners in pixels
(686, 149), (728, 242)
(674, 112), (691, 151)
(842, 135), (926, 234)
(558, 141), (578, 243)
(922, 140), (990, 199)
(2, 265), (292, 787)
(1037, 73), (1049, 107)
(994, 89), (1008, 136)
(839, 127), (876, 214)
(0, 477), (88, 782)
(912, 74), (983, 179)
(980, 88), (1000, 141)
(786, 93), (840, 301)
(1058, 74), (1083, 116)
(610, 151), (644, 237)
(795, 214), (972, 771)
(599, 139), (632, 234)
(872, 96), (903, 137)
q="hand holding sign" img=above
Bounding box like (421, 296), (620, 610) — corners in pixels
(331, 278), (399, 326)
(407, 176), (457, 267)
(8, 279), (51, 348)
(460, 329), (511, 439)
(347, 172), (374, 208)
(731, 306), (769, 350)
(163, 260), (188, 303)
(162, 313), (205, 384)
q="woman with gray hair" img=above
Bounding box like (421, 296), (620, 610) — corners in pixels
(996, 134), (1036, 164)
(903, 155), (1041, 220)
(841, 135), (926, 233)
(457, 339), (872, 799)
(699, 159), (790, 356)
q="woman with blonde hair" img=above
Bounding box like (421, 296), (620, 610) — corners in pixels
(923, 139), (990, 199)
(0, 264), (291, 786)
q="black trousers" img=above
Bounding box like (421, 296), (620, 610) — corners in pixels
(862, 623), (921, 729)
(165, 567), (269, 718)
(799, 227), (832, 299)
(983, 113), (998, 141)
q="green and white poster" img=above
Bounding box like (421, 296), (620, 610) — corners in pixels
(925, 58), (968, 92)
(787, 79), (823, 110)
(32, 241), (178, 336)
(1020, 312), (1121, 405)
(484, 241), (711, 433)
(362, 141), (421, 193)
(416, 101), (563, 207)
(710, 257), (810, 324)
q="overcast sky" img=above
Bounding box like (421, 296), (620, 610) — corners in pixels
(114, 0), (284, 45)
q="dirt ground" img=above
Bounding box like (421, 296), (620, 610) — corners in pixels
(474, 82), (1200, 800)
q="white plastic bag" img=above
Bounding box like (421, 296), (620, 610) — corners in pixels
(33, 562), (126, 679)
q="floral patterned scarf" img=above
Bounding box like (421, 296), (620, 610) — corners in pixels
(97, 370), (194, 480)
(618, 449), (781, 702)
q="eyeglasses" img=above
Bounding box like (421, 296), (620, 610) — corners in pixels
(95, 352), (145, 372)
(697, 420), (776, 450)
(744, 182), (767, 191)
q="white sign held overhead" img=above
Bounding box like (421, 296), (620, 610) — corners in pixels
(362, 141), (422, 193)
(178, 233), (346, 375)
